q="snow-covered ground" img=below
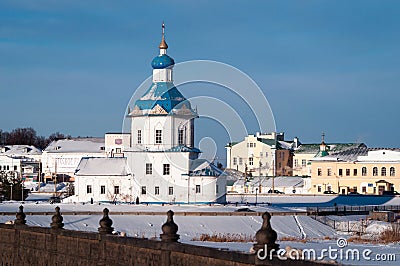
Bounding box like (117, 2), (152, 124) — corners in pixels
(1, 194), (399, 265)
(0, 201), (334, 241)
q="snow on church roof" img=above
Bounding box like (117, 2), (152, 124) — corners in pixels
(189, 159), (224, 177)
(134, 82), (190, 113)
(44, 138), (105, 153)
(75, 157), (131, 176)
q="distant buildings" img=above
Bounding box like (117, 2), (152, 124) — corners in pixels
(0, 145), (42, 182)
(310, 147), (400, 195)
(292, 134), (366, 177)
(226, 132), (296, 177)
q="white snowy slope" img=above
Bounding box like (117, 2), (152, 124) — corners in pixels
(0, 203), (335, 241)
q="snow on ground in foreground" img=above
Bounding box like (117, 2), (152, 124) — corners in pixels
(0, 200), (297, 213)
(0, 211), (335, 240)
(186, 240), (400, 266)
(1, 202), (399, 265)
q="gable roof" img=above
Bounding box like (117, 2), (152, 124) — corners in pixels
(75, 157), (130, 176)
(189, 159), (224, 177)
(44, 138), (105, 153)
(0, 145), (42, 156)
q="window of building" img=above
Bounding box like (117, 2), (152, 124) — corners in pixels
(155, 186), (159, 195)
(100, 186), (105, 194)
(178, 129), (184, 145)
(249, 157), (253, 166)
(155, 130), (162, 144)
(362, 186), (366, 193)
(317, 186), (322, 193)
(317, 168), (322, 176)
(327, 168), (332, 176)
(141, 186), (146, 195)
(346, 169), (350, 176)
(282, 153), (285, 160)
(168, 186), (174, 195)
(339, 169), (343, 176)
(373, 167), (378, 176)
(196, 185), (201, 193)
(233, 157), (237, 165)
(13, 165), (17, 171)
(265, 152), (269, 157)
(259, 152), (263, 158)
(163, 164), (170, 175)
(362, 167), (367, 176)
(146, 163), (152, 175)
(114, 186), (120, 195)
(278, 162), (281, 168)
(7, 165), (9, 170)
(381, 167), (386, 176)
(353, 169), (357, 176)
(302, 159), (306, 167)
(216, 185), (219, 194)
(87, 185), (92, 194)
(239, 158), (243, 165)
(390, 167), (395, 176)
(115, 148), (122, 153)
(294, 159), (298, 167)
(137, 130), (142, 144)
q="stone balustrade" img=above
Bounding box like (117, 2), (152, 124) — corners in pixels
(0, 205), (333, 266)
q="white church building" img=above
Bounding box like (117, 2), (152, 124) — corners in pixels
(73, 25), (227, 204)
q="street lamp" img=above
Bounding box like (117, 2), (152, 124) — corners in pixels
(255, 187), (258, 206)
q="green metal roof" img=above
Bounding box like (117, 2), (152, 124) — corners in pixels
(295, 143), (366, 155)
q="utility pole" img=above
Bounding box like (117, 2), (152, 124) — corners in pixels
(54, 159), (57, 196)
(255, 187), (258, 206)
(272, 152), (275, 192)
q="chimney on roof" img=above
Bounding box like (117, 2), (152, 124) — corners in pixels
(293, 137), (300, 149)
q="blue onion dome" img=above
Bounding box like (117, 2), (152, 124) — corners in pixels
(151, 54), (175, 69)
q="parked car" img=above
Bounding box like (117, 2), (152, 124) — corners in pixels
(348, 191), (360, 195)
(267, 189), (284, 194)
(382, 191), (400, 196)
(49, 196), (61, 204)
(323, 190), (337, 194)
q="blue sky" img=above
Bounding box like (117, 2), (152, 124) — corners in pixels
(1, 0), (400, 160)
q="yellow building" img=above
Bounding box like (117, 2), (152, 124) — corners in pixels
(310, 148), (400, 195)
(293, 133), (366, 177)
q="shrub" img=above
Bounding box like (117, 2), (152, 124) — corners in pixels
(380, 223), (400, 243)
(191, 233), (255, 242)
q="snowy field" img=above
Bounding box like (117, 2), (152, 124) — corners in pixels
(1, 192), (399, 265)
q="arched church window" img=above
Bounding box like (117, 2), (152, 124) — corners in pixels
(155, 130), (162, 144)
(178, 129), (184, 145)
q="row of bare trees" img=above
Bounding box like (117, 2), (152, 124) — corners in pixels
(0, 128), (70, 150)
